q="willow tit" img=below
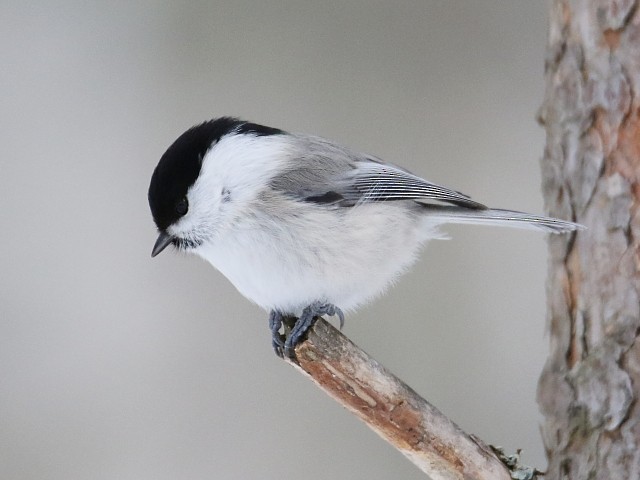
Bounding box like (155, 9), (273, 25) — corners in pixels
(148, 117), (581, 357)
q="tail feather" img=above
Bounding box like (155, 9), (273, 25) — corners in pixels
(421, 205), (583, 234)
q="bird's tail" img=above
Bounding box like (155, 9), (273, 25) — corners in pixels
(421, 205), (583, 234)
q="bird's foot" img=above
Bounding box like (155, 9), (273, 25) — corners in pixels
(282, 301), (344, 358)
(268, 302), (345, 358)
(269, 310), (286, 357)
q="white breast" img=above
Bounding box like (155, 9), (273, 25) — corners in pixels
(194, 195), (442, 316)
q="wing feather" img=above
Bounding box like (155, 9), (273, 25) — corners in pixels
(269, 134), (486, 210)
(339, 161), (487, 209)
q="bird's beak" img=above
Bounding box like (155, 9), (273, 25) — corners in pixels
(151, 231), (174, 257)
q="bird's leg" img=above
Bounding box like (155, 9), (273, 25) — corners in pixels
(283, 301), (345, 358)
(269, 310), (285, 357)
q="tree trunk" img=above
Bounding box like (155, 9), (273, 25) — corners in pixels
(537, 1), (640, 478)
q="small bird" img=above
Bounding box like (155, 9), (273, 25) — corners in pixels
(148, 117), (581, 357)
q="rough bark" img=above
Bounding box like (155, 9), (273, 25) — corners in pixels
(287, 319), (518, 480)
(537, 1), (640, 478)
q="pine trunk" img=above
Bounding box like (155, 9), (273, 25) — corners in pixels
(538, 1), (640, 478)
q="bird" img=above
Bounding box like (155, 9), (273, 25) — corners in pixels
(148, 117), (581, 357)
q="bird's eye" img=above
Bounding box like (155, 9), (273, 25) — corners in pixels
(176, 197), (188, 216)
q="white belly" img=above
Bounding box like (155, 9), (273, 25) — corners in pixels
(195, 202), (441, 315)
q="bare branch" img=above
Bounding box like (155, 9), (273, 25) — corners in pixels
(285, 319), (514, 480)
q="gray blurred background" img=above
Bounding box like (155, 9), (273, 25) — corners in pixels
(1, 1), (552, 479)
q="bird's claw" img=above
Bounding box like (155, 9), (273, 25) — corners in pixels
(268, 302), (345, 358)
(269, 310), (285, 357)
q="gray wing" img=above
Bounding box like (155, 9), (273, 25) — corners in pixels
(336, 160), (487, 209)
(269, 134), (486, 210)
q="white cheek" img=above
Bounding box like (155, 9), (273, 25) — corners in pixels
(186, 134), (291, 231)
(169, 133), (290, 242)
(168, 188), (221, 241)
(201, 134), (290, 200)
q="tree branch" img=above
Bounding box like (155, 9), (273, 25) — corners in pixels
(285, 318), (517, 480)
